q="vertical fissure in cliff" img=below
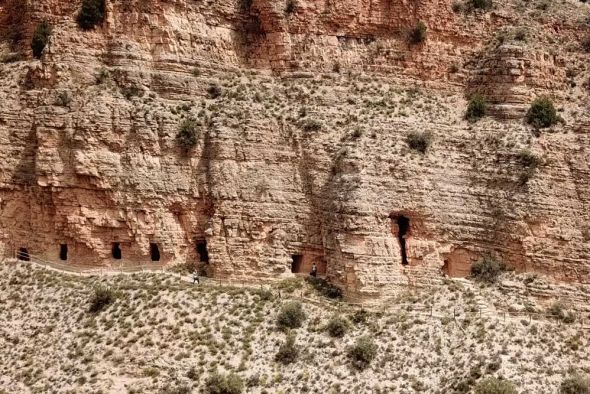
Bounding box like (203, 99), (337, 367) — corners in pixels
(395, 216), (410, 265)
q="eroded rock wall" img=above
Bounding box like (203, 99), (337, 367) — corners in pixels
(0, 0), (589, 299)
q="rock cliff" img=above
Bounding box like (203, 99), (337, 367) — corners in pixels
(0, 0), (589, 299)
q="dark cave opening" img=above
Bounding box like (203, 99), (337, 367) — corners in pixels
(17, 247), (30, 261)
(112, 242), (122, 260)
(395, 215), (410, 266)
(150, 243), (160, 262)
(59, 244), (68, 261)
(196, 240), (209, 263)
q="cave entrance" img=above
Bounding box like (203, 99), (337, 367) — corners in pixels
(394, 215), (410, 265)
(150, 243), (160, 262)
(112, 242), (122, 260)
(17, 247), (30, 261)
(291, 254), (303, 273)
(59, 244), (68, 261)
(196, 240), (209, 263)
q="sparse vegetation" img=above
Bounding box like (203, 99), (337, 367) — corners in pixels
(77, 0), (106, 30)
(176, 118), (199, 154)
(205, 371), (244, 394)
(31, 21), (52, 59)
(526, 97), (558, 129)
(285, 0), (297, 14)
(207, 84), (222, 99)
(88, 286), (115, 313)
(470, 256), (506, 283)
(466, 94), (487, 122)
(516, 150), (541, 185)
(475, 377), (517, 394)
(409, 21), (427, 44)
(347, 336), (377, 370)
(277, 301), (306, 330)
(560, 374), (590, 394)
(55, 91), (72, 107)
(406, 131), (432, 154)
(548, 301), (576, 324)
(469, 0), (493, 10)
(275, 333), (299, 364)
(326, 316), (349, 338)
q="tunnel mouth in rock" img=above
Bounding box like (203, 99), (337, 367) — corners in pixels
(150, 243), (160, 262)
(291, 254), (303, 273)
(59, 244), (68, 261)
(196, 240), (209, 263)
(112, 242), (122, 260)
(17, 247), (30, 261)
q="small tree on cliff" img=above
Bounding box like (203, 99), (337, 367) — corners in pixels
(526, 97), (559, 129)
(31, 20), (52, 59)
(176, 118), (199, 154)
(77, 0), (106, 30)
(409, 21), (428, 44)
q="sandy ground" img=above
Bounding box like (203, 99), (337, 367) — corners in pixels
(0, 261), (589, 393)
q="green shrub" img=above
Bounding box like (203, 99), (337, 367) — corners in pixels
(475, 377), (517, 394)
(31, 21), (52, 59)
(409, 21), (427, 44)
(466, 94), (487, 121)
(326, 316), (349, 338)
(306, 277), (342, 299)
(302, 118), (323, 132)
(350, 309), (370, 325)
(526, 97), (558, 129)
(285, 0), (297, 14)
(470, 256), (506, 283)
(406, 131), (432, 153)
(347, 336), (377, 370)
(88, 286), (115, 313)
(277, 301), (306, 330)
(207, 84), (222, 99)
(548, 301), (576, 324)
(274, 333), (299, 364)
(77, 0), (105, 30)
(516, 150), (541, 185)
(205, 372), (244, 394)
(560, 374), (590, 394)
(176, 119), (199, 154)
(470, 0), (493, 10)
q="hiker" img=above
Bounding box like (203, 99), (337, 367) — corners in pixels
(310, 262), (317, 277)
(192, 271), (200, 284)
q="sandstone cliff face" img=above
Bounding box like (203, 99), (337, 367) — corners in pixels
(0, 0), (589, 299)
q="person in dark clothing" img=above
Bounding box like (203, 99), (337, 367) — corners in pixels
(310, 263), (317, 277)
(192, 271), (200, 284)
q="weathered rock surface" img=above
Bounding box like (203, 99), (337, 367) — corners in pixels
(0, 0), (589, 299)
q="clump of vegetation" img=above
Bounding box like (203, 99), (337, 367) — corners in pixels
(96, 68), (110, 84)
(350, 309), (370, 325)
(409, 21), (427, 44)
(77, 0), (106, 30)
(205, 371), (244, 394)
(88, 286), (115, 313)
(469, 0), (493, 10)
(277, 301), (306, 330)
(516, 150), (541, 185)
(31, 21), (52, 59)
(466, 94), (487, 122)
(306, 277), (342, 299)
(526, 97), (558, 129)
(275, 333), (299, 364)
(302, 118), (323, 132)
(347, 336), (377, 370)
(406, 131), (432, 154)
(470, 256), (506, 283)
(277, 277), (303, 294)
(560, 374), (590, 394)
(475, 377), (517, 394)
(326, 316), (349, 338)
(207, 84), (222, 99)
(285, 0), (297, 14)
(55, 91), (72, 107)
(548, 301), (576, 324)
(176, 118), (199, 154)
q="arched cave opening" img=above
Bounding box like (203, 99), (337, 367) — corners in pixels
(150, 243), (160, 262)
(291, 254), (303, 273)
(17, 247), (30, 261)
(196, 240), (209, 263)
(112, 242), (122, 260)
(59, 244), (68, 261)
(394, 215), (410, 265)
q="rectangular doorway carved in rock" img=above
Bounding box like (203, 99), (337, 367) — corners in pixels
(150, 243), (160, 262)
(291, 254), (303, 273)
(196, 240), (209, 263)
(59, 244), (68, 261)
(112, 242), (122, 260)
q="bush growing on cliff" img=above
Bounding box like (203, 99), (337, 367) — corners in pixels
(277, 301), (306, 330)
(275, 333), (299, 364)
(469, 0), (493, 10)
(207, 84), (222, 99)
(560, 373), (590, 394)
(31, 21), (52, 59)
(326, 315), (349, 338)
(466, 94), (487, 122)
(347, 336), (377, 370)
(176, 118), (199, 154)
(205, 371), (244, 394)
(548, 301), (576, 324)
(516, 150), (541, 185)
(526, 97), (558, 129)
(77, 0), (105, 30)
(470, 256), (506, 283)
(474, 377), (517, 394)
(406, 131), (432, 154)
(409, 21), (427, 44)
(88, 286), (115, 313)
(285, 0), (298, 14)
